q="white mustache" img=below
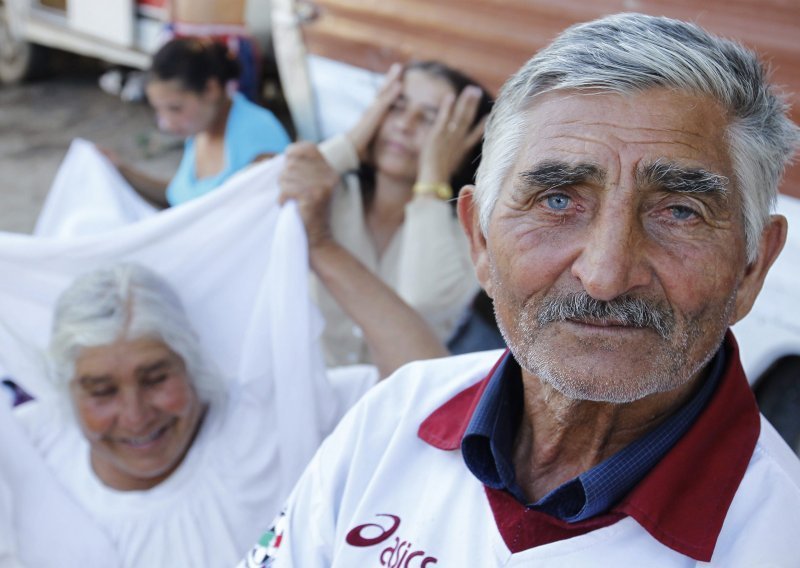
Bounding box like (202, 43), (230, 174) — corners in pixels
(536, 292), (675, 339)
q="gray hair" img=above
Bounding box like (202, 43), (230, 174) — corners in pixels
(475, 12), (799, 262)
(49, 263), (226, 407)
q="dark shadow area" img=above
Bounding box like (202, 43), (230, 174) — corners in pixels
(754, 355), (800, 455)
(447, 290), (506, 355)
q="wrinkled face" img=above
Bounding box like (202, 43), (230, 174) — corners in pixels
(372, 69), (456, 181)
(70, 336), (204, 490)
(145, 79), (220, 137)
(475, 89), (762, 403)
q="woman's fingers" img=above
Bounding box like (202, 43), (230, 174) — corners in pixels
(417, 85), (485, 183)
(449, 85), (483, 134)
(431, 85), (482, 143)
(432, 92), (456, 135)
(465, 114), (488, 148)
(279, 143), (338, 208)
(378, 63), (403, 97)
(346, 65), (404, 161)
(278, 143), (340, 246)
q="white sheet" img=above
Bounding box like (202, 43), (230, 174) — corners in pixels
(0, 401), (119, 567)
(732, 194), (800, 382)
(33, 139), (157, 238)
(0, 143), (338, 566)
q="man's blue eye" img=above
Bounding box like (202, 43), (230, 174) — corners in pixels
(670, 206), (695, 220)
(546, 194), (570, 210)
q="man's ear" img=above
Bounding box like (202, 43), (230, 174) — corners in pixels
(457, 185), (494, 298)
(731, 214), (788, 324)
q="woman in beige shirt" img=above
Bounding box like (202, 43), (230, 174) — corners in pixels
(280, 62), (494, 366)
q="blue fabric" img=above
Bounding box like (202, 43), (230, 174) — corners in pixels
(166, 93), (290, 206)
(462, 345), (725, 522)
(2, 378), (33, 407)
(233, 37), (259, 102)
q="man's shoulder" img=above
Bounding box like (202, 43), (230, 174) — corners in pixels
(712, 415), (800, 563)
(316, 350), (503, 465)
(750, 415), (800, 492)
(362, 349), (504, 421)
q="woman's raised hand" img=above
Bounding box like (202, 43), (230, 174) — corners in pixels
(346, 63), (404, 162)
(279, 142), (340, 248)
(95, 144), (125, 169)
(417, 85), (486, 185)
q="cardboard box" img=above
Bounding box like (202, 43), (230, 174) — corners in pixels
(171, 0), (246, 25)
(40, 0), (67, 10)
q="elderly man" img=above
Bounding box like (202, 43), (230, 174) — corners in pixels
(238, 13), (800, 566)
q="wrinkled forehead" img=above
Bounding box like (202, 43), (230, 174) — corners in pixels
(506, 88), (734, 187)
(72, 336), (178, 380)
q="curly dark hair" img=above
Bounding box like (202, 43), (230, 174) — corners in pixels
(149, 37), (240, 94)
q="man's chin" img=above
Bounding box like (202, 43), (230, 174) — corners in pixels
(518, 347), (684, 404)
(536, 370), (659, 404)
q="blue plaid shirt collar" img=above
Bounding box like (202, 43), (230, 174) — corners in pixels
(461, 346), (725, 522)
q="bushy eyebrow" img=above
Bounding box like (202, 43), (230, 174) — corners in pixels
(637, 160), (729, 197)
(519, 161), (605, 190)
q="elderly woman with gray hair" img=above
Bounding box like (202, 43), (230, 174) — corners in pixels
(13, 261), (445, 567)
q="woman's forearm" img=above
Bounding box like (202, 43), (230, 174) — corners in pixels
(117, 164), (170, 208)
(310, 239), (448, 378)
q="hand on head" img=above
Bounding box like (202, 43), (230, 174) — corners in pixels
(416, 84), (486, 185)
(346, 63), (404, 162)
(278, 142), (340, 248)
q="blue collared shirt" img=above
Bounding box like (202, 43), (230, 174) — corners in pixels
(461, 346), (724, 522)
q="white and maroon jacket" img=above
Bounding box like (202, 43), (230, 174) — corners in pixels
(252, 335), (800, 567)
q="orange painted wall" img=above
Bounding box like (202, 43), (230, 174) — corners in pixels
(300, 0), (800, 196)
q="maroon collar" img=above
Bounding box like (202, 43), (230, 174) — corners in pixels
(418, 333), (760, 561)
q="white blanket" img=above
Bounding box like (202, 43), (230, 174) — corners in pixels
(732, 194), (800, 382)
(33, 139), (158, 238)
(0, 142), (339, 566)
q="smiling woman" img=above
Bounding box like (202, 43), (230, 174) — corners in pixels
(11, 262), (373, 567)
(70, 337), (204, 491)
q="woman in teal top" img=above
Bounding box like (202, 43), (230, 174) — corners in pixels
(112, 38), (291, 207)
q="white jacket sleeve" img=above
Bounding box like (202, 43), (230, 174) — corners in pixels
(236, 411), (351, 568)
(395, 196), (479, 342)
(318, 134), (360, 175)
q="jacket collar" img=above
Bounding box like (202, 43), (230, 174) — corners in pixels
(417, 332), (760, 561)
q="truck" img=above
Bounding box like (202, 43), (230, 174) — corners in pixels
(0, 0), (272, 84)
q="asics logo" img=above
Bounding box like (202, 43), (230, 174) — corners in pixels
(346, 514), (438, 567)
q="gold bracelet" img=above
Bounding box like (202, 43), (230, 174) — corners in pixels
(412, 181), (453, 200)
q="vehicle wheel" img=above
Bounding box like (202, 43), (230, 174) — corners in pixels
(754, 355), (800, 455)
(0, 12), (48, 84)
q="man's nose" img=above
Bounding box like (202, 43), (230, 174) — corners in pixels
(571, 203), (652, 301)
